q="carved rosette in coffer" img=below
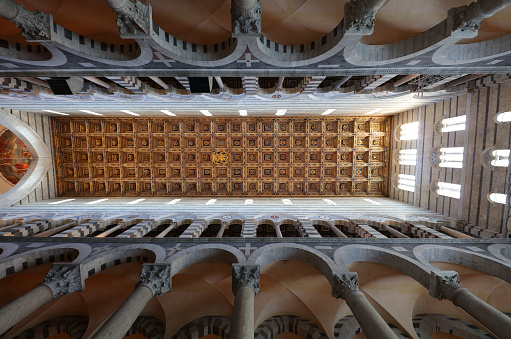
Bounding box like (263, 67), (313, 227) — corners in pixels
(52, 117), (391, 197)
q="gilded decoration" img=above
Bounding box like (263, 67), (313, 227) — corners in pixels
(52, 117), (391, 197)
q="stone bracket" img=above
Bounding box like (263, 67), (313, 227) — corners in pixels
(232, 264), (260, 294)
(332, 272), (359, 299)
(42, 263), (84, 299)
(138, 264), (172, 296)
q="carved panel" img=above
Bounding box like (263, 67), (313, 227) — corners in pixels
(53, 117), (391, 197)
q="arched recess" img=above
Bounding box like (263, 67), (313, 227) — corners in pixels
(413, 245), (511, 284)
(172, 316), (230, 339)
(0, 41), (67, 67)
(0, 243), (90, 279)
(334, 245), (432, 288)
(0, 110), (52, 209)
(11, 315), (88, 339)
(248, 243), (338, 285)
(167, 244), (245, 275)
(126, 316), (165, 339)
(334, 315), (408, 339)
(413, 313), (495, 338)
(82, 244), (165, 278)
(254, 315), (325, 339)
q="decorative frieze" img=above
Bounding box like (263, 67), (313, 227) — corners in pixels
(232, 264), (260, 294)
(332, 272), (359, 299)
(137, 264), (171, 296)
(42, 264), (83, 299)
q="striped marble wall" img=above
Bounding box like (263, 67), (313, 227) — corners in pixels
(390, 75), (511, 235)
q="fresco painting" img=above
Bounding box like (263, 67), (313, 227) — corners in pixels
(0, 124), (32, 194)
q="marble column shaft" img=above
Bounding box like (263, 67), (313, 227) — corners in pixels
(230, 265), (260, 339)
(327, 222), (348, 238)
(333, 272), (398, 339)
(91, 264), (171, 339)
(0, 264), (82, 336)
(431, 271), (511, 339)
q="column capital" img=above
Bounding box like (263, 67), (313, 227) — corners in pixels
(42, 263), (83, 299)
(11, 4), (51, 41)
(430, 271), (464, 300)
(232, 264), (260, 294)
(113, 0), (150, 35)
(447, 0), (511, 37)
(231, 0), (261, 37)
(137, 264), (171, 296)
(332, 272), (359, 299)
(343, 0), (380, 35)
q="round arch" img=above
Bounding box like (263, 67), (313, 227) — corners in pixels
(334, 245), (432, 288)
(167, 244), (246, 275)
(172, 315), (230, 339)
(254, 315), (326, 339)
(0, 110), (52, 209)
(248, 243), (338, 285)
(413, 244), (511, 284)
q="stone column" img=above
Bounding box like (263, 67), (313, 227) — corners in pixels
(155, 222), (176, 238)
(217, 221), (228, 238)
(383, 224), (409, 238)
(230, 265), (260, 339)
(327, 222), (348, 238)
(430, 271), (511, 339)
(274, 223), (283, 238)
(438, 226), (473, 238)
(36, 221), (77, 237)
(332, 272), (398, 339)
(0, 264), (83, 336)
(92, 264), (171, 339)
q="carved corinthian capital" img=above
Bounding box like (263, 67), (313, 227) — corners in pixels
(232, 264), (260, 294)
(430, 271), (463, 300)
(231, 0), (261, 37)
(42, 264), (83, 299)
(448, 0), (511, 37)
(11, 4), (51, 41)
(332, 272), (359, 299)
(115, 0), (150, 35)
(343, 0), (378, 35)
(137, 264), (171, 296)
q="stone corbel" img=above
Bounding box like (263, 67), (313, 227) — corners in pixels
(42, 263), (84, 299)
(332, 272), (359, 299)
(232, 264), (260, 294)
(137, 264), (172, 296)
(231, 0), (261, 37)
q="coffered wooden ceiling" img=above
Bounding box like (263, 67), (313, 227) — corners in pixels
(52, 117), (391, 197)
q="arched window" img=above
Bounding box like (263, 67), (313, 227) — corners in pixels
(399, 149), (417, 166)
(488, 193), (507, 205)
(441, 115), (466, 132)
(491, 149), (510, 167)
(399, 122), (419, 140)
(437, 182), (461, 199)
(397, 174), (415, 192)
(495, 111), (511, 123)
(439, 147), (464, 168)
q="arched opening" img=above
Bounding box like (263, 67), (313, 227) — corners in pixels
(256, 223), (277, 237)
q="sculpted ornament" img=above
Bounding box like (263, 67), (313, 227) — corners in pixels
(332, 272), (359, 299)
(231, 0), (261, 36)
(343, 0), (377, 34)
(448, 5), (484, 34)
(116, 0), (150, 35)
(11, 4), (50, 41)
(138, 264), (171, 296)
(431, 272), (463, 300)
(232, 265), (260, 294)
(42, 264), (82, 299)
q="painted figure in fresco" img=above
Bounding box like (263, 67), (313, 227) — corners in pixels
(0, 130), (32, 185)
